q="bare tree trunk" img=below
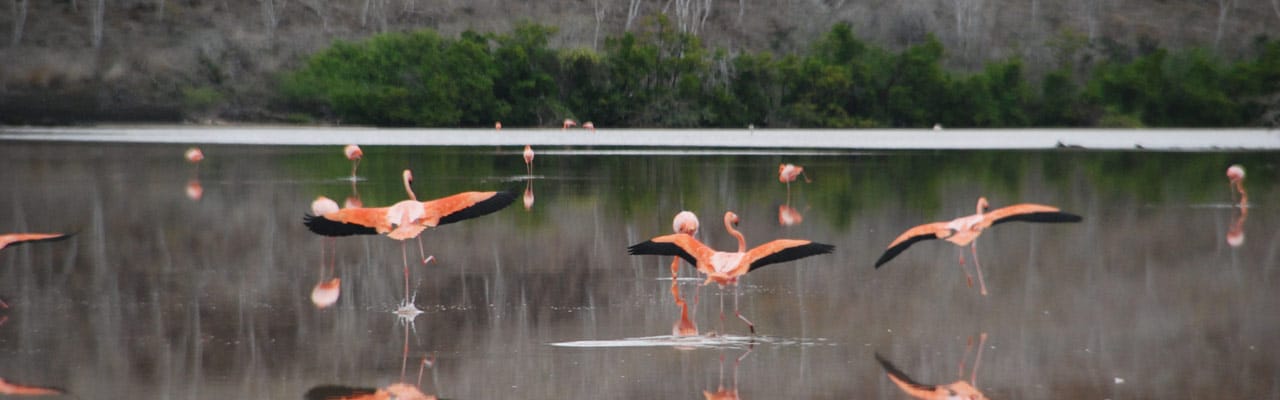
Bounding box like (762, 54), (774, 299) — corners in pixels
(10, 0), (27, 47)
(91, 0), (105, 49)
(362, 0), (372, 27)
(1214, 0), (1237, 50)
(737, 0), (744, 26)
(301, 0), (329, 32)
(625, 0), (642, 31)
(1272, 0), (1280, 21)
(156, 0), (164, 22)
(261, 0), (278, 43)
(592, 0), (608, 50)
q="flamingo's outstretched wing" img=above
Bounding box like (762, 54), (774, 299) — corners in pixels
(875, 222), (950, 268)
(0, 377), (64, 395)
(0, 232), (75, 251)
(746, 240), (834, 272)
(430, 190), (517, 226)
(874, 354), (940, 399)
(987, 203), (1082, 226)
(627, 234), (711, 267)
(304, 385), (378, 400)
(303, 207), (384, 237)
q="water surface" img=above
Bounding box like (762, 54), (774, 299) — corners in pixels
(0, 140), (1275, 398)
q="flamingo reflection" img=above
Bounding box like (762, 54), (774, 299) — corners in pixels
(1226, 164), (1248, 247)
(1, 232), (73, 308)
(875, 197), (1082, 296)
(704, 345), (753, 399)
(0, 377), (62, 396)
(629, 212), (834, 334)
(875, 333), (989, 400)
(777, 204), (803, 227)
(305, 319), (439, 400)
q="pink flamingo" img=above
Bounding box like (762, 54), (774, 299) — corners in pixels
(562, 119), (577, 130)
(875, 197), (1081, 296)
(777, 204), (803, 227)
(1227, 165), (1248, 247)
(629, 212), (834, 334)
(523, 145), (535, 176)
(582, 121), (595, 132)
(344, 144), (363, 179)
(495, 121), (502, 131)
(778, 163), (810, 203)
(185, 147), (204, 163)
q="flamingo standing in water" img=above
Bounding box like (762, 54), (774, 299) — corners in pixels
(778, 163), (810, 203)
(523, 145), (535, 176)
(629, 212), (834, 334)
(185, 147), (204, 163)
(874, 197), (1081, 296)
(668, 211), (701, 335)
(185, 147), (204, 200)
(495, 121), (502, 131)
(562, 119), (577, 130)
(875, 334), (989, 400)
(303, 171), (515, 301)
(1, 232), (72, 308)
(1227, 164), (1248, 247)
(344, 144), (364, 179)
(582, 121), (595, 132)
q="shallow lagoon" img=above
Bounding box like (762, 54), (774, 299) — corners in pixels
(0, 133), (1276, 398)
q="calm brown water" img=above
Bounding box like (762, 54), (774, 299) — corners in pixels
(0, 141), (1276, 399)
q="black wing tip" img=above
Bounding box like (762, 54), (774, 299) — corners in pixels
(303, 213), (377, 237)
(994, 211), (1083, 225)
(873, 353), (928, 389)
(305, 385), (378, 400)
(436, 190), (517, 225)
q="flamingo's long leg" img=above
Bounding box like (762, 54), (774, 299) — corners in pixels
(401, 241), (411, 300)
(416, 237), (429, 265)
(971, 242), (989, 296)
(669, 258), (682, 302)
(718, 286), (727, 334)
(956, 247), (975, 288)
(971, 333), (988, 386)
(733, 283), (755, 335)
(350, 158), (361, 180)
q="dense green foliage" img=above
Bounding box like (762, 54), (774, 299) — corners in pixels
(281, 19), (1280, 128)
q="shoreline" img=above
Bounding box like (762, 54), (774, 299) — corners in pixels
(2, 125), (1278, 150)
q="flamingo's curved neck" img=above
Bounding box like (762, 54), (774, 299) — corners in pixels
(724, 216), (746, 252)
(403, 173), (417, 201)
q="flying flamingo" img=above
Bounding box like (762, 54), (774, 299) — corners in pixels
(303, 173), (515, 301)
(311, 196), (341, 308)
(875, 333), (989, 400)
(778, 163), (810, 203)
(874, 197), (1081, 296)
(1, 232), (73, 308)
(629, 211), (834, 334)
(582, 121), (595, 132)
(562, 119), (577, 130)
(344, 144), (364, 180)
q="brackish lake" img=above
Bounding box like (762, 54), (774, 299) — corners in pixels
(0, 132), (1276, 398)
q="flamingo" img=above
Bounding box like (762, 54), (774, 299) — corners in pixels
(668, 211), (701, 323)
(304, 322), (439, 400)
(874, 197), (1081, 296)
(629, 212), (834, 334)
(0, 377), (62, 396)
(344, 144), (363, 179)
(523, 145), (535, 176)
(1227, 165), (1248, 247)
(0, 232), (72, 308)
(562, 119), (577, 130)
(1227, 164), (1246, 207)
(778, 164), (810, 203)
(184, 147), (204, 163)
(875, 334), (989, 400)
(582, 121), (595, 132)
(495, 121), (502, 131)
(303, 172), (515, 301)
